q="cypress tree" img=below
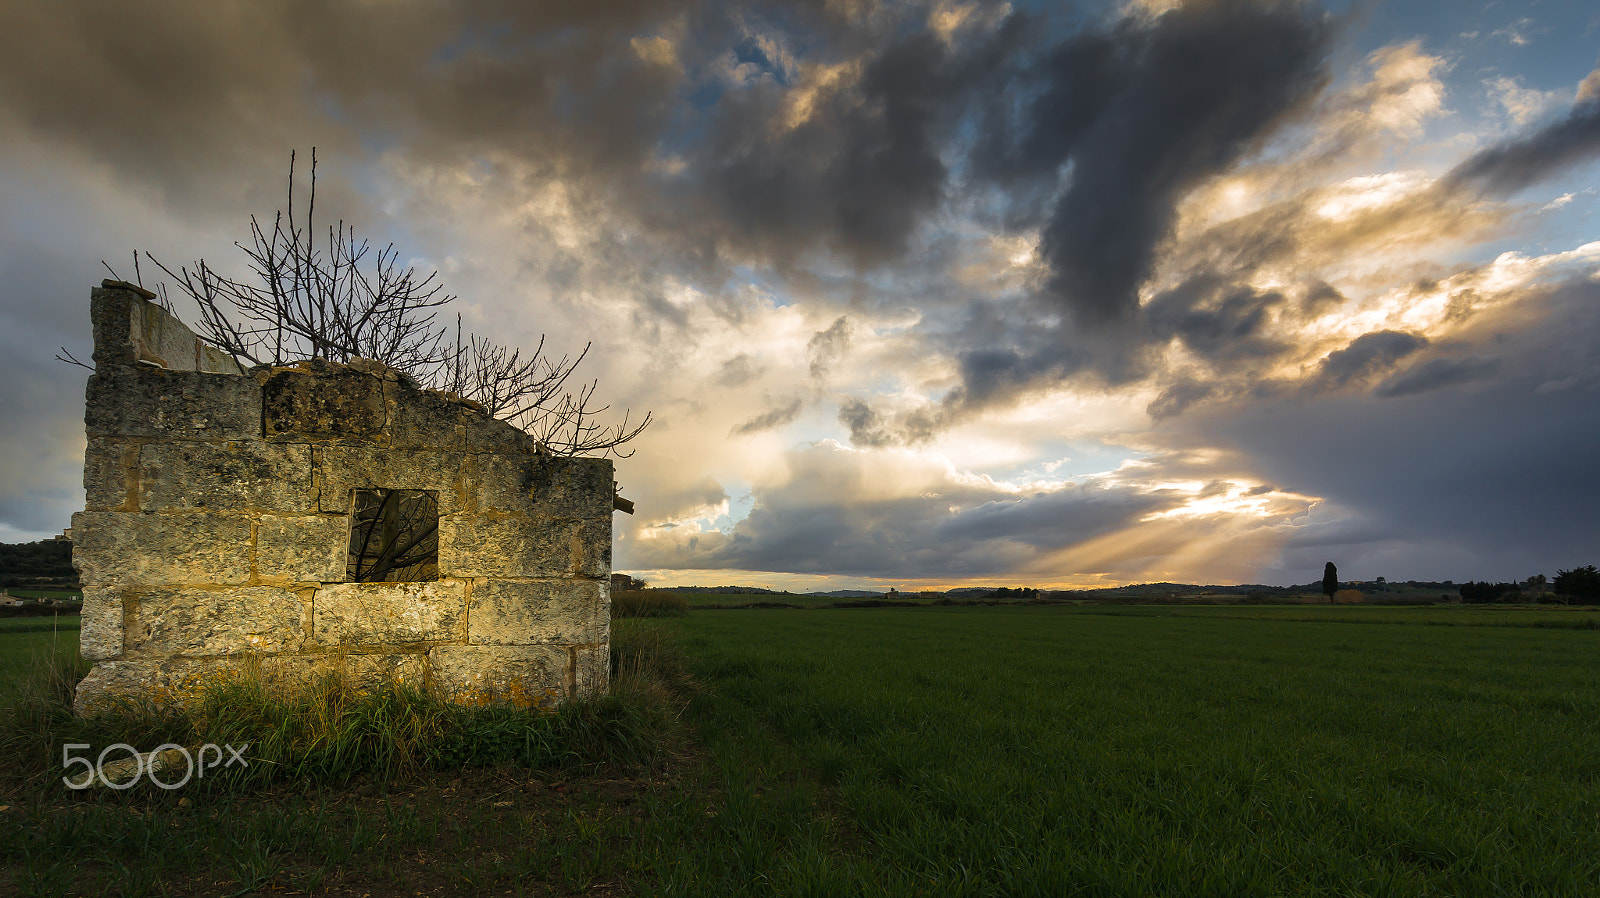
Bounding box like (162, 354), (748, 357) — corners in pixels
(1322, 562), (1338, 601)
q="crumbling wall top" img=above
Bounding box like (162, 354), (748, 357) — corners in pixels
(91, 280), (246, 374)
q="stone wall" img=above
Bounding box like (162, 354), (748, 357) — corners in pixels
(74, 282), (613, 713)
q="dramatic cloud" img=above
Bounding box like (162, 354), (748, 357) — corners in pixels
(730, 398), (804, 436)
(1145, 278), (1290, 364)
(688, 27), (1001, 267)
(1147, 380), (1214, 420)
(1310, 330), (1429, 392)
(1446, 69), (1600, 195)
(978, 0), (1332, 326)
(3, 0), (1598, 589)
(630, 440), (1180, 578)
(1374, 355), (1499, 398)
(806, 317), (853, 380)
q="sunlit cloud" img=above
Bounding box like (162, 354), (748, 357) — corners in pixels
(1, 0), (1597, 591)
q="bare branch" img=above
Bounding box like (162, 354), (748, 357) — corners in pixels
(135, 151), (649, 456)
(55, 347), (93, 370)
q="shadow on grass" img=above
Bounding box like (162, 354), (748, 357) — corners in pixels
(0, 621), (721, 895)
(1, 622), (695, 801)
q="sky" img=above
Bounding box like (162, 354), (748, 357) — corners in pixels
(1, 0), (1597, 592)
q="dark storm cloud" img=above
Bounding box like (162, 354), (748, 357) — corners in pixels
(730, 397), (803, 436)
(1309, 330), (1428, 392)
(1188, 278), (1600, 581)
(974, 0), (1333, 326)
(1445, 81), (1600, 196)
(1301, 280), (1346, 315)
(688, 24), (1018, 267)
(0, 0), (1035, 278)
(0, 0), (1333, 324)
(941, 343), (1086, 413)
(806, 316), (852, 379)
(714, 353), (762, 387)
(932, 485), (1172, 550)
(1374, 355), (1499, 398)
(0, 0), (700, 214)
(837, 395), (943, 448)
(1147, 379), (1215, 420)
(833, 0), (1340, 446)
(837, 321), (1099, 447)
(838, 398), (893, 448)
(1145, 277), (1289, 362)
(0, 167), (141, 538)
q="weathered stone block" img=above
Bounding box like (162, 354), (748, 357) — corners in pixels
(75, 653), (428, 714)
(258, 653), (427, 691)
(83, 438), (136, 511)
(197, 342), (244, 376)
(573, 644), (608, 696)
(74, 657), (239, 714)
(467, 579), (607, 645)
(137, 300), (202, 369)
(79, 586), (124, 660)
(90, 286), (145, 367)
(385, 382), (466, 450)
(313, 581), (467, 645)
(85, 367), (261, 441)
(578, 521), (612, 579)
(459, 408), (543, 456)
(91, 286), (235, 372)
(438, 517), (586, 578)
(316, 447), (468, 514)
(474, 455), (613, 520)
(140, 442), (313, 513)
(262, 368), (388, 444)
(126, 586), (306, 657)
(256, 515), (349, 582)
(431, 644), (568, 707)
(72, 511), (253, 586)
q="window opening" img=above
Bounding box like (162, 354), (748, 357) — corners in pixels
(347, 489), (439, 582)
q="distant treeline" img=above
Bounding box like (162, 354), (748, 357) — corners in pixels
(0, 602), (82, 617)
(673, 585), (793, 595)
(1460, 567), (1600, 604)
(556, 571), (1600, 607)
(0, 540), (76, 587)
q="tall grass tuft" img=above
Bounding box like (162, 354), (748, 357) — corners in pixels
(0, 621), (692, 798)
(0, 643), (91, 796)
(613, 589), (690, 617)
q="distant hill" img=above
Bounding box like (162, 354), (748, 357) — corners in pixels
(671, 585), (793, 595)
(656, 579), (1463, 603)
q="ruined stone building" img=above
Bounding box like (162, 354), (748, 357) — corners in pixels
(73, 282), (619, 713)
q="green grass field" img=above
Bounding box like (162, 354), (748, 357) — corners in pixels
(2, 605), (1597, 895)
(0, 615), (81, 632)
(0, 617), (78, 692)
(1056, 601), (1600, 628)
(672, 589), (867, 608)
(665, 606), (1600, 894)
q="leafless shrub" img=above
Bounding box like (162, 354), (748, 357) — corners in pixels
(131, 150), (649, 456)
